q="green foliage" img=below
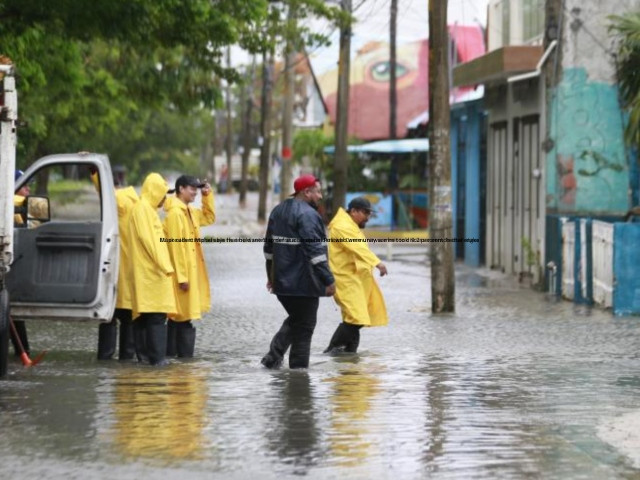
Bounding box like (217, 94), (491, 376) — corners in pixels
(610, 13), (640, 147)
(0, 0), (343, 182)
(293, 129), (333, 166)
(521, 237), (537, 267)
(1, 0), (269, 166)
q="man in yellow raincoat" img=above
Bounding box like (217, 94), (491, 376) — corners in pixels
(324, 196), (388, 354)
(97, 173), (139, 360)
(163, 175), (215, 358)
(129, 173), (177, 366)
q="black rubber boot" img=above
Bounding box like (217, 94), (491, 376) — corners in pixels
(166, 320), (178, 357)
(97, 319), (117, 360)
(176, 321), (196, 358)
(261, 318), (291, 369)
(344, 325), (363, 353)
(10, 320), (30, 357)
(133, 318), (149, 364)
(323, 323), (352, 353)
(118, 312), (136, 360)
(146, 315), (168, 366)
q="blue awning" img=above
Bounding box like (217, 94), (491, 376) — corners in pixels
(324, 138), (429, 154)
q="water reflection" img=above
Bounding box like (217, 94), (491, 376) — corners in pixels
(326, 366), (380, 467)
(111, 365), (209, 463)
(0, 359), (100, 459)
(265, 370), (320, 472)
(422, 357), (449, 469)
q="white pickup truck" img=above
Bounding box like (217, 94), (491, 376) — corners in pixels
(0, 64), (119, 377)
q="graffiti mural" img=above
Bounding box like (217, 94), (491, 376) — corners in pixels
(547, 68), (628, 213)
(317, 26), (485, 141)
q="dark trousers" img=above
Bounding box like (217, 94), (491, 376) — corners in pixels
(166, 320), (197, 358)
(324, 322), (363, 353)
(263, 296), (319, 369)
(10, 320), (29, 356)
(133, 312), (168, 366)
(97, 308), (135, 360)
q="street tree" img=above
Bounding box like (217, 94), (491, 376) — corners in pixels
(0, 0), (269, 165)
(610, 13), (640, 147)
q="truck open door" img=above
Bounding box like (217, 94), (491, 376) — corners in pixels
(5, 153), (118, 340)
(0, 64), (18, 377)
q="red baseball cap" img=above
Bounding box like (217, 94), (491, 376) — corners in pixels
(292, 174), (318, 195)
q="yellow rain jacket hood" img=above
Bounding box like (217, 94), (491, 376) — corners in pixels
(115, 186), (139, 309)
(163, 191), (216, 321)
(328, 207), (388, 327)
(129, 173), (176, 318)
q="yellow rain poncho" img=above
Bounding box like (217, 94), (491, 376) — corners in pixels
(328, 208), (388, 327)
(163, 191), (215, 321)
(115, 187), (139, 310)
(129, 173), (176, 318)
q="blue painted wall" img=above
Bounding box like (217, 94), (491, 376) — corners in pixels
(546, 67), (629, 214)
(613, 223), (640, 315)
(451, 100), (484, 267)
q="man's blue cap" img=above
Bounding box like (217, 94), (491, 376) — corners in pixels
(15, 169), (24, 181)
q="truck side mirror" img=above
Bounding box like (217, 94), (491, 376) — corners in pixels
(25, 195), (50, 226)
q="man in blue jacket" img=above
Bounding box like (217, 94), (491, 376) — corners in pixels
(261, 174), (335, 369)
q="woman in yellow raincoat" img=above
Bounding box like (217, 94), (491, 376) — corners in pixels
(163, 175), (215, 357)
(325, 196), (388, 353)
(129, 172), (176, 366)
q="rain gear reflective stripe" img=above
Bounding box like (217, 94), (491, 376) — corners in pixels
(328, 208), (388, 327)
(163, 192), (216, 322)
(115, 187), (139, 310)
(129, 173), (176, 319)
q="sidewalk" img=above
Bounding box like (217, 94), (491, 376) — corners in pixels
(200, 191), (267, 239)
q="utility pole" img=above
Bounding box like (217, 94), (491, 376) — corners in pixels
(280, 3), (297, 201)
(389, 0), (398, 139)
(258, 50), (275, 222)
(428, 0), (455, 313)
(239, 58), (256, 208)
(332, 0), (352, 215)
(225, 46), (234, 193)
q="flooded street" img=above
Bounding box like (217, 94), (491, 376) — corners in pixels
(2, 240), (640, 479)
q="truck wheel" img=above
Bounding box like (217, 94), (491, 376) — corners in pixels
(0, 288), (9, 378)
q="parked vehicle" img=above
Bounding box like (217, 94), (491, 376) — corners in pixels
(0, 64), (118, 377)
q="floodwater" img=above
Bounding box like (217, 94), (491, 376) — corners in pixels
(1, 242), (640, 479)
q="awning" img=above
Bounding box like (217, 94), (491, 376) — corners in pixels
(452, 45), (543, 87)
(324, 138), (429, 155)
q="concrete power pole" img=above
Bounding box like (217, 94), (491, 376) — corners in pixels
(332, 0), (352, 215)
(428, 0), (455, 313)
(389, 0), (398, 139)
(280, 3), (297, 201)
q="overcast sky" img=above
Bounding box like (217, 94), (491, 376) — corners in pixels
(231, 0), (490, 73)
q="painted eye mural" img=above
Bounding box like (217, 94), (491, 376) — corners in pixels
(317, 25), (485, 140)
(369, 61), (409, 83)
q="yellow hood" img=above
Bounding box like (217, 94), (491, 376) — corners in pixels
(141, 173), (170, 208)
